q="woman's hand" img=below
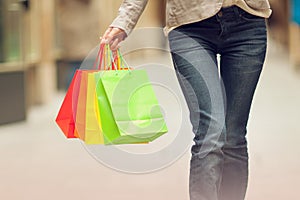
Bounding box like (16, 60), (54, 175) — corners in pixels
(100, 27), (127, 50)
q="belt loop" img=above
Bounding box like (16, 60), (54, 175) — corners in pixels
(232, 5), (241, 22)
(232, 5), (241, 18)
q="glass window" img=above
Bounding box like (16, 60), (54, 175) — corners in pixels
(0, 0), (22, 63)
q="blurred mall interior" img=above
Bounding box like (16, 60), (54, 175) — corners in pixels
(0, 0), (300, 200)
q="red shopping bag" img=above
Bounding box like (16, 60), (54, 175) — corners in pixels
(55, 70), (82, 138)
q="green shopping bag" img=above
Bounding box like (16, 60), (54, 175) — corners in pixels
(94, 69), (168, 145)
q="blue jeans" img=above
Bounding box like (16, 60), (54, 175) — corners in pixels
(168, 6), (267, 200)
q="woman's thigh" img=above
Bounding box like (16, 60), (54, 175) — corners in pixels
(168, 27), (226, 155)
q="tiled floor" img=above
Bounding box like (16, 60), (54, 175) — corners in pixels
(0, 40), (299, 200)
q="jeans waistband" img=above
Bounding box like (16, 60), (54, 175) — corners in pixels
(220, 5), (239, 12)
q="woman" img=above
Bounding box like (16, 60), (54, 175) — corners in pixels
(101, 1), (272, 200)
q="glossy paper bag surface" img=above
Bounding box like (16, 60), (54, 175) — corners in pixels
(95, 69), (168, 144)
(55, 70), (82, 138)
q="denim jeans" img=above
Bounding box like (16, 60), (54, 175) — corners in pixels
(168, 6), (267, 200)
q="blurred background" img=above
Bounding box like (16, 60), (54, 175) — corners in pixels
(0, 0), (299, 200)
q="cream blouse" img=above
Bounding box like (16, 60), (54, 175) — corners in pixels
(110, 0), (272, 36)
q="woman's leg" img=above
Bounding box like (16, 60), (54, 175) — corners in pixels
(169, 18), (226, 200)
(217, 8), (267, 200)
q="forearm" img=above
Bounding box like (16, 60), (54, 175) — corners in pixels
(110, 0), (149, 36)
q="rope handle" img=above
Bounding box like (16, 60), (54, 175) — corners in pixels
(92, 43), (105, 70)
(92, 43), (131, 71)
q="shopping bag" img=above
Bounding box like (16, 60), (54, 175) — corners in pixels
(74, 70), (89, 140)
(84, 72), (104, 144)
(55, 70), (82, 138)
(94, 72), (119, 144)
(95, 69), (168, 145)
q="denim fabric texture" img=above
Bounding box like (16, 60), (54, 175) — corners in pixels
(168, 6), (267, 200)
